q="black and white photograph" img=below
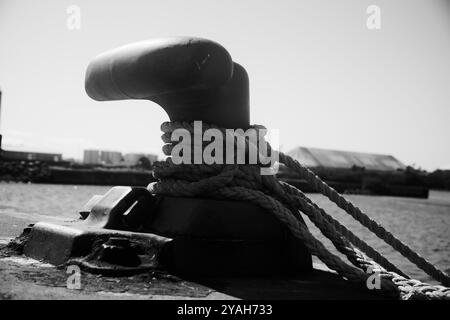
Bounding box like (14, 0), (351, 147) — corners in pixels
(0, 0), (449, 308)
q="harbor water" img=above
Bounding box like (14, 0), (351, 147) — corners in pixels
(0, 182), (449, 284)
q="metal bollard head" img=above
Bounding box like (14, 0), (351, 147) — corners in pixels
(85, 37), (249, 129)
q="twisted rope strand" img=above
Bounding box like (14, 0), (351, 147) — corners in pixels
(153, 162), (400, 277)
(150, 177), (398, 295)
(232, 165), (409, 277)
(150, 121), (450, 300)
(278, 151), (450, 287)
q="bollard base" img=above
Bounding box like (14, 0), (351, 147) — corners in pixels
(21, 221), (170, 269)
(14, 186), (313, 277)
(18, 219), (312, 277)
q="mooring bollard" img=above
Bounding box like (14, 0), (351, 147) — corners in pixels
(21, 37), (312, 277)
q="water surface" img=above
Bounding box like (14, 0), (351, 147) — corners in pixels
(0, 182), (448, 283)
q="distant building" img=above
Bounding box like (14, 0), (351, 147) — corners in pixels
(100, 151), (122, 165)
(0, 150), (62, 162)
(123, 153), (158, 166)
(83, 150), (123, 165)
(83, 150), (101, 164)
(83, 150), (157, 166)
(286, 147), (406, 171)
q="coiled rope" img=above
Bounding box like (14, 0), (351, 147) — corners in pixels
(148, 121), (450, 300)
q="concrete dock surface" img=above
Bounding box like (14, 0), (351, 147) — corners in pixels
(0, 238), (387, 300)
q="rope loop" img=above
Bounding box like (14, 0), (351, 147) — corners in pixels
(149, 120), (450, 300)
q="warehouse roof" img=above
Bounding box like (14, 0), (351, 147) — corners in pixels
(286, 147), (406, 171)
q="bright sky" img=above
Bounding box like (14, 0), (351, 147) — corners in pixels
(1, 0), (449, 170)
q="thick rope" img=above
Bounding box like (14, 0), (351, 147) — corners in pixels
(149, 121), (450, 300)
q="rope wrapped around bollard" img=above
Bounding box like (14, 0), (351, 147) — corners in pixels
(148, 121), (450, 300)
